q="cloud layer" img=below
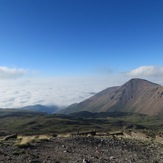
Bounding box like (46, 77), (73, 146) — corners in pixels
(0, 66), (125, 108)
(126, 66), (163, 77)
(0, 66), (27, 79)
(0, 77), (116, 108)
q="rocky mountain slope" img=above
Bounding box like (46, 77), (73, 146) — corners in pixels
(59, 78), (163, 116)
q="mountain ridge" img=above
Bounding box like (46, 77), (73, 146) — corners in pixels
(59, 78), (163, 116)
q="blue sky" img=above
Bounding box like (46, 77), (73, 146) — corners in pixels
(0, 0), (163, 76)
(0, 0), (163, 107)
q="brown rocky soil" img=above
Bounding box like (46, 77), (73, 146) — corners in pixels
(0, 136), (163, 163)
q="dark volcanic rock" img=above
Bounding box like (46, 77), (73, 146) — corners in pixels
(0, 137), (162, 163)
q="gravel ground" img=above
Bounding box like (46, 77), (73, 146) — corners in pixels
(0, 137), (163, 163)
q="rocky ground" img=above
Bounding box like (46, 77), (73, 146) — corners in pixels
(0, 136), (163, 163)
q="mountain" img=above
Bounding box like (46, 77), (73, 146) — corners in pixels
(20, 104), (60, 114)
(59, 78), (163, 116)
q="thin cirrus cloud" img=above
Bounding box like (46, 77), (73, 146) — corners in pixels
(126, 66), (163, 78)
(0, 66), (27, 79)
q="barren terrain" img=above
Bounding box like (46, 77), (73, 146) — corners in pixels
(0, 135), (163, 163)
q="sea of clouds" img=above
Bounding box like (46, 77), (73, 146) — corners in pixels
(0, 77), (120, 108)
(0, 65), (163, 109)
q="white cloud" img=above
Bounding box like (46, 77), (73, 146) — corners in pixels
(126, 66), (163, 77)
(0, 66), (27, 79)
(0, 76), (124, 108)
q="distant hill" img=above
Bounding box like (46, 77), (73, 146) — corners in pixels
(20, 104), (60, 114)
(69, 111), (136, 119)
(59, 78), (163, 116)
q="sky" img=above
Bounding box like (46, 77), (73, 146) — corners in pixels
(0, 0), (163, 108)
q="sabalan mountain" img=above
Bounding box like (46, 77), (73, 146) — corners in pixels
(59, 78), (163, 116)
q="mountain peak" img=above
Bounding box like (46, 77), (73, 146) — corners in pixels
(122, 78), (160, 90)
(125, 78), (159, 85)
